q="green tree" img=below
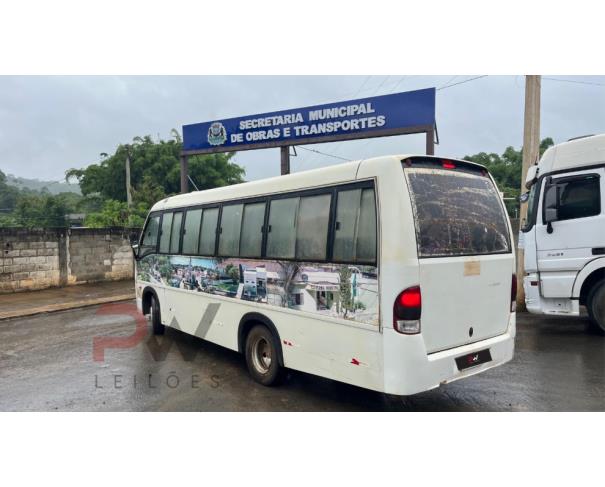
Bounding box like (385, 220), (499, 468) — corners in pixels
(84, 199), (147, 228)
(0, 169), (20, 213)
(66, 133), (245, 202)
(464, 137), (554, 217)
(14, 193), (68, 228)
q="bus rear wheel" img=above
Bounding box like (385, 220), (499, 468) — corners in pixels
(150, 295), (165, 336)
(587, 280), (605, 334)
(245, 325), (283, 386)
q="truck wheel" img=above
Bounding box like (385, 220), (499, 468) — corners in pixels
(586, 280), (605, 334)
(245, 325), (283, 386)
(150, 295), (165, 336)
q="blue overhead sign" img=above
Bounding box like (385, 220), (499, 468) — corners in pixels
(182, 87), (436, 154)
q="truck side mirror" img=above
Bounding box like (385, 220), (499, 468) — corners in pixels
(543, 178), (558, 234)
(544, 207), (558, 223)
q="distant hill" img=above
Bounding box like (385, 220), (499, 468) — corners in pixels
(6, 174), (81, 195)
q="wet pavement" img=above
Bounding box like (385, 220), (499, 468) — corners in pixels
(0, 280), (134, 320)
(0, 302), (603, 411)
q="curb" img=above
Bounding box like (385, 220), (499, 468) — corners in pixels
(0, 293), (136, 321)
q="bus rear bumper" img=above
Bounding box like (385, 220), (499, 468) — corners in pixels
(382, 314), (515, 396)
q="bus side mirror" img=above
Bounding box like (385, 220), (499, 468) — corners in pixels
(131, 244), (140, 261)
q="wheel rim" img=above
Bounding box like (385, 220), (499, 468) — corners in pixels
(251, 336), (272, 374)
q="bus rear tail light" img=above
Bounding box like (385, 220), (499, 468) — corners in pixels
(442, 161), (456, 169)
(393, 286), (421, 334)
(511, 274), (517, 312)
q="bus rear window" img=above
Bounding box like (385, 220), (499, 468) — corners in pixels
(404, 167), (511, 257)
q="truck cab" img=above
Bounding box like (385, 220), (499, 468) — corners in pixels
(521, 134), (605, 332)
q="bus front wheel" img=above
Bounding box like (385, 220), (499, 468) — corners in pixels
(587, 280), (605, 334)
(150, 295), (165, 336)
(245, 325), (283, 386)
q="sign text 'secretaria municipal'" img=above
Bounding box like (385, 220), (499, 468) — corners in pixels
(182, 88), (436, 153)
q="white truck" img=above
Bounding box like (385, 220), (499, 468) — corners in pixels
(521, 134), (605, 332)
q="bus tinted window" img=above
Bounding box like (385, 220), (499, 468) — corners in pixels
(240, 202), (266, 257)
(170, 211), (182, 254)
(333, 188), (376, 264)
(159, 212), (173, 253)
(357, 188), (377, 262)
(142, 215), (160, 247)
(296, 194), (331, 260)
(266, 197), (299, 259)
(199, 208), (219, 256)
(218, 204), (243, 256)
(405, 168), (510, 257)
(182, 209), (202, 254)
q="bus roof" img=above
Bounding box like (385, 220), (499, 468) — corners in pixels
(150, 153), (485, 212)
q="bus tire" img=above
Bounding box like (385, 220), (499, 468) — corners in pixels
(587, 280), (605, 334)
(245, 325), (283, 386)
(150, 294), (165, 336)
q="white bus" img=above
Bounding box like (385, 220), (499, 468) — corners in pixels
(134, 155), (516, 396)
(522, 134), (605, 332)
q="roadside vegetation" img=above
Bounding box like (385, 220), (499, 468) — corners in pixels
(0, 135), (554, 227)
(0, 131), (245, 228)
(465, 137), (554, 217)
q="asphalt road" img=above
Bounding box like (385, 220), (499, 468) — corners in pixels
(1, 302), (603, 411)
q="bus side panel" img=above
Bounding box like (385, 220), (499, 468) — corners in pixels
(162, 285), (385, 392)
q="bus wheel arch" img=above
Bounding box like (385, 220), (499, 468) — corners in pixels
(238, 312), (284, 367)
(141, 287), (159, 315)
(142, 286), (164, 335)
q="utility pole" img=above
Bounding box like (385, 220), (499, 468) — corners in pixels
(280, 146), (290, 175)
(125, 147), (133, 208)
(517, 75), (541, 308)
(180, 155), (189, 193)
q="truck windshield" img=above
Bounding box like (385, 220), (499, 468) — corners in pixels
(404, 167), (511, 258)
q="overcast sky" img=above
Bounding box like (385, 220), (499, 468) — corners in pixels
(1, 75), (604, 184)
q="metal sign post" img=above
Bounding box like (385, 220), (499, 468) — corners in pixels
(180, 87), (436, 192)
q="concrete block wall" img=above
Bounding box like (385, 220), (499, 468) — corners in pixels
(0, 227), (140, 294)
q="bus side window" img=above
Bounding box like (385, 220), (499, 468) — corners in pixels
(296, 194), (331, 261)
(240, 201), (266, 257)
(199, 207), (219, 256)
(333, 187), (376, 264)
(182, 209), (202, 255)
(142, 215), (160, 248)
(170, 211), (183, 254)
(266, 197), (299, 259)
(357, 188), (377, 263)
(218, 204), (243, 257)
(159, 212), (173, 253)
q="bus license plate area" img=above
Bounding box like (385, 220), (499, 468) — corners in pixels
(455, 349), (492, 371)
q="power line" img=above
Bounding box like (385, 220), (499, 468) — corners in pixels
(542, 76), (605, 87)
(438, 75), (458, 89)
(371, 75), (391, 96)
(352, 75), (372, 98)
(437, 75), (488, 90)
(295, 145), (351, 162)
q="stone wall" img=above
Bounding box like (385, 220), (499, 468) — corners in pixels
(0, 227), (140, 294)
